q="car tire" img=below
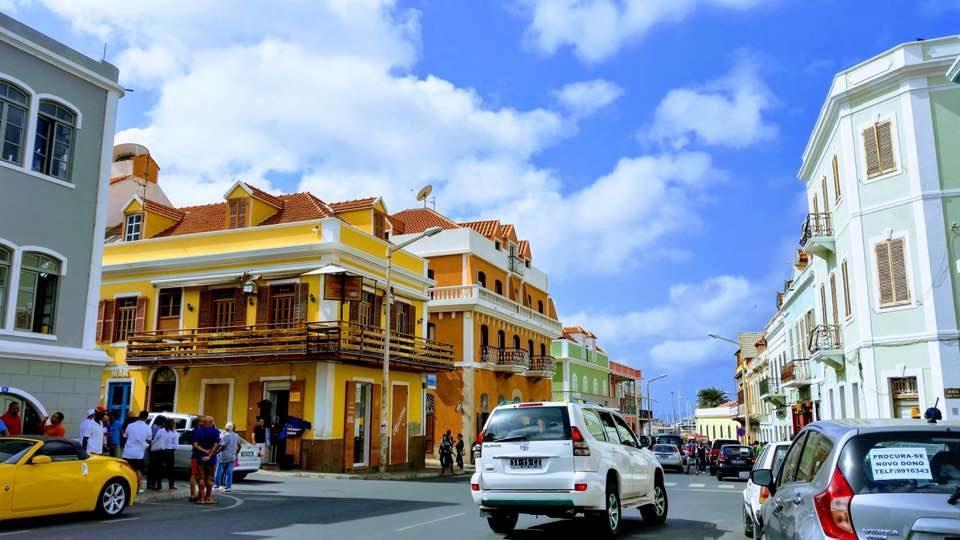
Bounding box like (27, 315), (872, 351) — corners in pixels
(743, 506), (755, 538)
(486, 511), (518, 534)
(234, 472), (248, 482)
(639, 473), (668, 526)
(96, 478), (129, 518)
(592, 480), (623, 538)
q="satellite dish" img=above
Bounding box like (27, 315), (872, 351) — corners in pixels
(416, 184), (433, 208)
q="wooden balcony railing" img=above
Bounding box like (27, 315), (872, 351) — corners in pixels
(528, 355), (555, 374)
(808, 324), (842, 355)
(781, 359), (811, 385)
(479, 345), (530, 369)
(800, 213), (833, 246)
(125, 321), (454, 371)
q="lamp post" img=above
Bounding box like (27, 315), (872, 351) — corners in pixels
(645, 372), (668, 435)
(379, 225), (443, 473)
(708, 333), (747, 444)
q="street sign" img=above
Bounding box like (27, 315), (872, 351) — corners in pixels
(426, 374), (437, 389)
(945, 388), (960, 399)
(736, 427), (745, 437)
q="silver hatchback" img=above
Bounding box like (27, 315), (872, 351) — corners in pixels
(751, 419), (960, 540)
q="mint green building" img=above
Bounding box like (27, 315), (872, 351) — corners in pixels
(552, 327), (612, 405)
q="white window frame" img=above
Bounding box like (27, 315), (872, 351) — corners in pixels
(869, 232), (916, 313)
(0, 243), (67, 340)
(124, 213), (143, 242)
(859, 113), (901, 183)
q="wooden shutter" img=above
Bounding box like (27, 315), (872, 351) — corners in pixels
(373, 295), (383, 328)
(373, 212), (385, 239)
(832, 155), (841, 201)
(247, 381), (263, 441)
(295, 283), (309, 322)
(821, 176), (829, 210)
(820, 284), (828, 325)
(343, 382), (356, 470)
(876, 121), (896, 173)
(841, 260), (852, 318)
(370, 383), (381, 468)
(863, 125), (881, 177)
(228, 198), (248, 229)
(197, 289), (213, 329)
(876, 242), (894, 306)
(96, 300), (106, 342)
(234, 288), (246, 328)
(256, 286), (270, 326)
(133, 296), (148, 334)
(890, 238), (910, 303)
(348, 300), (359, 324)
(99, 299), (115, 342)
(829, 273), (839, 325)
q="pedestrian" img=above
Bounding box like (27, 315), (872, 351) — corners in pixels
(439, 430), (453, 475)
(79, 409), (105, 455)
(122, 411), (152, 494)
(0, 402), (21, 436)
(108, 412), (123, 457)
(192, 416), (220, 504)
(0, 416), (7, 436)
(455, 433), (465, 473)
(42, 411), (66, 437)
(215, 423), (241, 492)
(252, 416), (267, 459)
(696, 442), (707, 475)
(155, 418), (179, 491)
(148, 419), (166, 491)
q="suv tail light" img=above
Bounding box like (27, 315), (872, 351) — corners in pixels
(813, 467), (856, 540)
(718, 453), (727, 463)
(473, 431), (484, 460)
(758, 486), (770, 504)
(571, 426), (590, 456)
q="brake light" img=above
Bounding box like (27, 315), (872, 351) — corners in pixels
(571, 426), (590, 456)
(574, 483), (588, 492)
(474, 432), (484, 459)
(813, 468), (856, 540)
(471, 483), (480, 492)
(518, 402), (543, 407)
(759, 486), (770, 504)
(719, 454), (727, 463)
(476, 431), (484, 444)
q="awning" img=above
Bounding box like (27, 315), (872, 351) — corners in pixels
(151, 272), (243, 288)
(301, 264), (350, 276)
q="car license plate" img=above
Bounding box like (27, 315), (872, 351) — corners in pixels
(738, 471), (750, 480)
(656, 454), (671, 459)
(241, 451), (255, 457)
(509, 457), (542, 469)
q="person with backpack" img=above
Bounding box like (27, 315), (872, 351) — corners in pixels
(438, 430), (454, 475)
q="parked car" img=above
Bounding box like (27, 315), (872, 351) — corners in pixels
(716, 444), (754, 481)
(471, 402), (668, 537)
(146, 412), (198, 431)
(0, 437), (138, 522)
(653, 444), (684, 472)
(742, 441), (790, 538)
(174, 429), (261, 480)
(657, 434), (686, 465)
(708, 438), (740, 474)
(751, 419), (960, 540)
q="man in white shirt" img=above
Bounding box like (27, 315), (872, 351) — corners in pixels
(122, 410), (152, 494)
(78, 409), (104, 455)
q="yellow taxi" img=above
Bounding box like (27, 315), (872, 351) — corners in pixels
(0, 436), (138, 522)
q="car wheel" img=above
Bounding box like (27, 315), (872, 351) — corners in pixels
(743, 506), (755, 538)
(639, 473), (668, 526)
(486, 511), (518, 534)
(233, 472), (248, 482)
(592, 481), (623, 537)
(97, 479), (129, 518)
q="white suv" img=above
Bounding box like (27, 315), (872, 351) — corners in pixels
(470, 402), (668, 536)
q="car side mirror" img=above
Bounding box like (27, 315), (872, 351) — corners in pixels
(30, 455), (52, 465)
(750, 469), (774, 489)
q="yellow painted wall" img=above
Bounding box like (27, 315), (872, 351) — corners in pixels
(250, 198), (279, 226)
(328, 364), (424, 439)
(428, 255), (463, 287)
(431, 313), (463, 361)
(695, 416), (740, 440)
(470, 255), (507, 293)
(339, 209), (373, 235)
(144, 212), (178, 239)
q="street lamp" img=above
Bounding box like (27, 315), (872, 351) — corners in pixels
(707, 333), (739, 345)
(379, 225), (443, 473)
(708, 332), (749, 444)
(645, 372), (668, 435)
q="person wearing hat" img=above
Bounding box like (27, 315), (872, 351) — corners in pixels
(79, 408), (105, 455)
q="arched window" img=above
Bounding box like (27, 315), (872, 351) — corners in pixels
(0, 81), (28, 165)
(497, 330), (505, 349)
(540, 343), (546, 356)
(149, 367), (177, 412)
(526, 294), (531, 307)
(572, 375), (578, 392)
(527, 339), (534, 357)
(0, 246), (10, 323)
(511, 389), (522, 404)
(480, 394), (489, 413)
(480, 324), (489, 347)
(537, 300), (544, 314)
(582, 376), (588, 393)
(477, 272), (486, 288)
(495, 280), (503, 295)
(15, 252), (61, 334)
(512, 335), (520, 350)
(33, 100), (77, 181)
(593, 379), (599, 395)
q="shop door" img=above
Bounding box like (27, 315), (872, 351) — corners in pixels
(203, 384), (230, 427)
(106, 382), (131, 422)
(424, 393), (435, 454)
(390, 385), (408, 465)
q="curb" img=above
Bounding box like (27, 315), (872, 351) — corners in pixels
(254, 469), (472, 481)
(136, 489), (189, 503)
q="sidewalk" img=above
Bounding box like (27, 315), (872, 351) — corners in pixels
(255, 461), (474, 481)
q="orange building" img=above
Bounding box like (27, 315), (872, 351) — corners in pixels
(391, 208), (562, 457)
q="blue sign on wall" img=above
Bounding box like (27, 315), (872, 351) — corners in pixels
(426, 374), (437, 389)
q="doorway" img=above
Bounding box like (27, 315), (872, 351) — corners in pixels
(148, 368), (176, 412)
(265, 383), (291, 465)
(106, 381), (132, 423)
(352, 382), (372, 467)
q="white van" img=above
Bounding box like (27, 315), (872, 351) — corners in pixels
(470, 401), (668, 536)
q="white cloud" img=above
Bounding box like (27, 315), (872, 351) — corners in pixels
(644, 57), (777, 149)
(519, 0), (767, 63)
(553, 79), (623, 118)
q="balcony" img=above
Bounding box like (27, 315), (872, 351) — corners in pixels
(800, 213), (835, 259)
(125, 321), (455, 372)
(526, 355), (555, 378)
(781, 359), (813, 389)
(809, 324), (844, 370)
(479, 345), (529, 374)
(618, 395), (639, 415)
(429, 285), (561, 336)
(759, 376), (786, 407)
(508, 255), (526, 276)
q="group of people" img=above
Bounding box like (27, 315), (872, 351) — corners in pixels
(438, 430), (464, 475)
(0, 402), (67, 437)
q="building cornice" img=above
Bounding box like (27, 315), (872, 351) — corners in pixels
(0, 340), (109, 366)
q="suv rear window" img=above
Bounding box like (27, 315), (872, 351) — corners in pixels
(723, 446), (752, 457)
(483, 406), (571, 442)
(839, 431), (960, 495)
(654, 444), (676, 453)
(712, 439), (739, 450)
(657, 435), (682, 448)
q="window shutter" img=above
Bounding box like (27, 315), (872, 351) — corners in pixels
(256, 286), (270, 326)
(821, 176), (829, 210)
(96, 299), (106, 342)
(890, 238), (910, 303)
(197, 289), (212, 328)
(348, 300), (359, 324)
(832, 155), (841, 201)
(829, 273), (839, 325)
(841, 260), (852, 317)
(100, 299), (115, 342)
(234, 288), (246, 328)
(812, 195), (819, 216)
(876, 121), (896, 173)
(875, 242), (894, 306)
(407, 303), (416, 335)
(133, 296), (147, 334)
(863, 125), (881, 177)
(295, 283), (309, 322)
(373, 294), (383, 327)
(820, 284), (828, 325)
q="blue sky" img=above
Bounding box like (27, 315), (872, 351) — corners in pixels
(5, 0), (958, 419)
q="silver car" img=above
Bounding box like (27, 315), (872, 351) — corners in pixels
(751, 419), (960, 540)
(653, 444), (684, 472)
(173, 429), (261, 480)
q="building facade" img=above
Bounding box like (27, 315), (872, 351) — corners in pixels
(390, 208), (561, 457)
(608, 359), (643, 433)
(695, 400), (740, 442)
(0, 13), (122, 436)
(552, 327), (613, 406)
(98, 162), (452, 472)
(734, 332), (763, 443)
(798, 36), (960, 422)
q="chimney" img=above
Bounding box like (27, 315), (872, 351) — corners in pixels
(111, 143), (160, 184)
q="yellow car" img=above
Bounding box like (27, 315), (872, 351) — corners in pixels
(0, 436), (138, 522)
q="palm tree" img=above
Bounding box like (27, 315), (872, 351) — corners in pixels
(697, 387), (729, 408)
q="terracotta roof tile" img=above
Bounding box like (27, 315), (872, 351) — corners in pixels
(391, 208), (460, 234)
(386, 214), (406, 235)
(153, 192), (333, 237)
(329, 196), (379, 213)
(562, 326), (597, 339)
(738, 332), (764, 359)
(460, 219), (501, 239)
(499, 223), (518, 242)
(246, 184), (284, 209)
(518, 240), (531, 259)
(143, 199), (184, 222)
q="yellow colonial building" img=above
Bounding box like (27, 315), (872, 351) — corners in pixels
(97, 145), (452, 472)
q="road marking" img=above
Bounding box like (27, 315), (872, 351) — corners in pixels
(201, 493), (244, 513)
(665, 482), (677, 487)
(719, 484), (735, 489)
(0, 530), (31, 536)
(688, 483), (705, 488)
(395, 512), (465, 532)
(100, 517), (139, 524)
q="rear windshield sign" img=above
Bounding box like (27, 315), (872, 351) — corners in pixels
(868, 448), (933, 481)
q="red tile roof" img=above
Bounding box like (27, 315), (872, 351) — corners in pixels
(385, 214), (406, 235)
(518, 240), (531, 259)
(562, 326), (597, 340)
(143, 199), (184, 222)
(153, 192), (334, 237)
(245, 184), (284, 209)
(460, 219), (501, 239)
(391, 208), (460, 234)
(329, 196), (379, 213)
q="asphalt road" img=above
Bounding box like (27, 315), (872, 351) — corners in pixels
(0, 469), (748, 539)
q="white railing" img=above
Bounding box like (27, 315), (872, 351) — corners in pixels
(428, 285), (562, 334)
